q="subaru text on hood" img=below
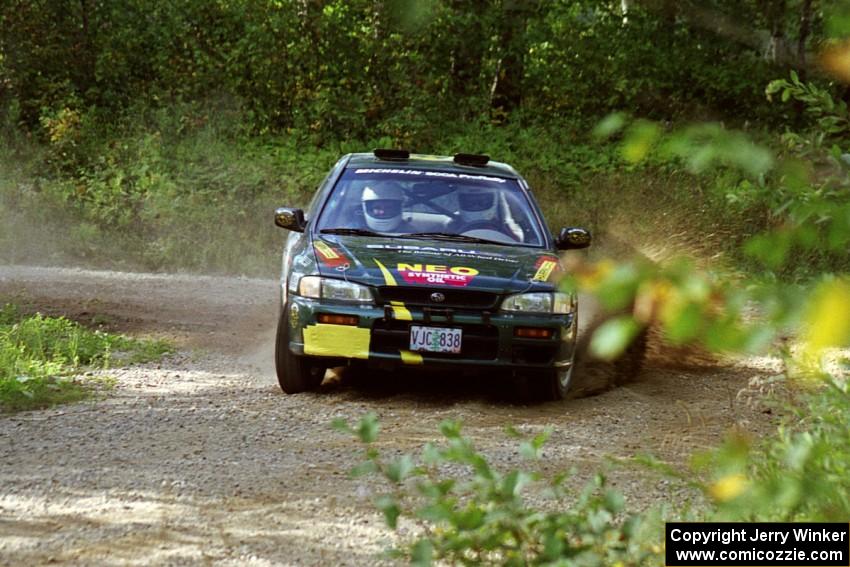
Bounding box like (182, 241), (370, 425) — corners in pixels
(273, 149), (592, 400)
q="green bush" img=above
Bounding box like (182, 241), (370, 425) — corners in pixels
(337, 378), (850, 564)
(334, 414), (663, 565)
(699, 378), (850, 522)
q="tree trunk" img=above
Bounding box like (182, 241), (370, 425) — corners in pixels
(448, 0), (488, 100)
(490, 0), (529, 118)
(760, 0), (789, 65)
(797, 0), (812, 79)
(78, 0), (97, 97)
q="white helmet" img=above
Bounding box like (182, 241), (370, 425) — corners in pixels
(458, 187), (499, 223)
(362, 183), (404, 232)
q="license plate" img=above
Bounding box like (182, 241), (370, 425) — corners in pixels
(409, 326), (462, 354)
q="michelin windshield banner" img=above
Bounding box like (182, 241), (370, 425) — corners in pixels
(665, 522), (849, 566)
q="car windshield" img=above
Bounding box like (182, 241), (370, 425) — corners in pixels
(315, 168), (545, 246)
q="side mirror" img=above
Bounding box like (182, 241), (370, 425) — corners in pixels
(556, 227), (591, 250)
(274, 207), (306, 232)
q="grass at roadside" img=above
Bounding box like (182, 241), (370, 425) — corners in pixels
(0, 304), (173, 412)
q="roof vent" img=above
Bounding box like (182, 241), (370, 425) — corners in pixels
(373, 148), (410, 160)
(453, 153), (490, 167)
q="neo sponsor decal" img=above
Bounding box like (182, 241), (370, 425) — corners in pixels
(397, 263), (479, 287)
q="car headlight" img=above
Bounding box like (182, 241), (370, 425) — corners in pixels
(501, 292), (574, 314)
(297, 276), (372, 303)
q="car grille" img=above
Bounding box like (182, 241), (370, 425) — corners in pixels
(371, 320), (499, 360)
(376, 286), (499, 310)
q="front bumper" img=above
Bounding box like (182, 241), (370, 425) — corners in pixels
(285, 295), (577, 371)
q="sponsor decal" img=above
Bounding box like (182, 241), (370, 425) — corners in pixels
(314, 241), (349, 268)
(397, 263), (479, 287)
(366, 243), (519, 263)
(354, 168), (506, 183)
(532, 256), (560, 282)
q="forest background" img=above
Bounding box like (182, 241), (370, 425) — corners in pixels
(1, 0), (846, 278)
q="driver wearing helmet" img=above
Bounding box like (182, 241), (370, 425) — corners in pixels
(361, 182), (411, 233)
(458, 187), (499, 226)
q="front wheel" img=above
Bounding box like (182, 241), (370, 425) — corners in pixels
(275, 305), (325, 394)
(520, 363), (574, 402)
(541, 364), (574, 401)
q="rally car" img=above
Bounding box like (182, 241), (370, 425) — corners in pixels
(273, 149), (592, 400)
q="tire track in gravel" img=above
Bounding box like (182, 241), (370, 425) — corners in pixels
(0, 265), (781, 566)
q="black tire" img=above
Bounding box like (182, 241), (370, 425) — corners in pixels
(539, 364), (575, 401)
(275, 305), (325, 394)
(519, 313), (579, 402)
(517, 362), (574, 402)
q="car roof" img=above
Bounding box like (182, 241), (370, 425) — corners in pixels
(345, 152), (521, 179)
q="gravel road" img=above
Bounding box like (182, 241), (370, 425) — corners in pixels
(0, 265), (780, 566)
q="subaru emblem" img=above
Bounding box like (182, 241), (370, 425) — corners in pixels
(430, 292), (445, 303)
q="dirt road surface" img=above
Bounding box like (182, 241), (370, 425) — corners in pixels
(0, 265), (779, 566)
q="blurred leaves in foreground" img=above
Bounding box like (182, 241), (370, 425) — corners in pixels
(573, 88), (850, 374)
(335, 414), (662, 565)
(338, 374), (850, 563)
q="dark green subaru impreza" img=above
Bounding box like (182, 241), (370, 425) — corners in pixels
(273, 149), (591, 400)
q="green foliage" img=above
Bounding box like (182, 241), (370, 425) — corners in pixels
(590, 315), (641, 360)
(767, 71), (850, 154)
(336, 414), (662, 565)
(0, 304), (172, 412)
(331, 375), (850, 564)
(574, 98), (850, 356)
(1, 0), (834, 276)
(339, 381), (850, 562)
(696, 378), (850, 522)
(0, 0), (799, 139)
(0, 102), (343, 273)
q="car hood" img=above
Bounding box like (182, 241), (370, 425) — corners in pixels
(311, 234), (563, 294)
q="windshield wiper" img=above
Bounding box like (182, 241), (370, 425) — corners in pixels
(320, 227), (390, 237)
(397, 232), (509, 246)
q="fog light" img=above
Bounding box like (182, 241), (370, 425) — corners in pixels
(318, 314), (359, 326)
(515, 327), (554, 339)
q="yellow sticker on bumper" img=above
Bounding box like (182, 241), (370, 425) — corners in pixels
(303, 324), (370, 359)
(375, 258), (413, 321)
(390, 300), (412, 321)
(399, 350), (424, 365)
